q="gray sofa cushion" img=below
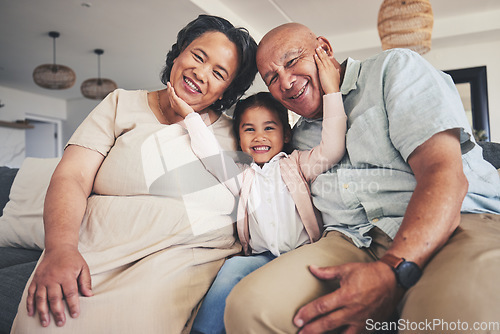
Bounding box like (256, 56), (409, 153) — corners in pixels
(478, 141), (500, 169)
(0, 247), (41, 334)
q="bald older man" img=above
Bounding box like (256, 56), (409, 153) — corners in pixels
(224, 23), (500, 334)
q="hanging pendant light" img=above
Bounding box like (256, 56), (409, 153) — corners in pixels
(80, 49), (118, 100)
(33, 31), (76, 89)
(377, 0), (434, 55)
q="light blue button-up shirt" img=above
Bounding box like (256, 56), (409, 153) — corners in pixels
(292, 49), (500, 247)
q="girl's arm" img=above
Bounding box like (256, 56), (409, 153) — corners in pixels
(167, 83), (244, 196)
(298, 48), (347, 181)
(184, 113), (243, 196)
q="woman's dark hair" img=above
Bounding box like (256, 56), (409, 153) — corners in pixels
(160, 15), (258, 112)
(232, 92), (293, 154)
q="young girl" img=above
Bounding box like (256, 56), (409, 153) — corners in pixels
(169, 47), (347, 334)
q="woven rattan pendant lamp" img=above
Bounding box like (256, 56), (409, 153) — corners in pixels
(377, 0), (434, 55)
(33, 31), (76, 89)
(80, 49), (117, 100)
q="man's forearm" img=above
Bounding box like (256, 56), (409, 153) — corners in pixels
(386, 166), (467, 268)
(385, 129), (468, 268)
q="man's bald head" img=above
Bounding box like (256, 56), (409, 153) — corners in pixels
(260, 23), (316, 47)
(257, 23), (317, 64)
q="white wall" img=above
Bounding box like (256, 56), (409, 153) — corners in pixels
(334, 37), (500, 143)
(64, 98), (101, 145)
(423, 39), (500, 143)
(0, 86), (66, 167)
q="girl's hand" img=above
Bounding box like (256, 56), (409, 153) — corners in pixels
(166, 82), (194, 119)
(314, 47), (340, 95)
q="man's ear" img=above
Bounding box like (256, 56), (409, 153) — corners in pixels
(316, 36), (333, 57)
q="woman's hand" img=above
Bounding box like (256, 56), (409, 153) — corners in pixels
(26, 246), (93, 327)
(314, 47), (341, 95)
(166, 82), (195, 119)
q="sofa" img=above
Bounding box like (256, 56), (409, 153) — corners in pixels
(0, 142), (499, 334)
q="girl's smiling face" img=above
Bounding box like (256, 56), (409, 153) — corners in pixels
(238, 106), (290, 166)
(169, 31), (239, 112)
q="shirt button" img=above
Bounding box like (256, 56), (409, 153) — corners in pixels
(372, 218), (379, 223)
(343, 183), (349, 189)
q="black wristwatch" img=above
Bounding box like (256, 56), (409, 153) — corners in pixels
(379, 253), (422, 289)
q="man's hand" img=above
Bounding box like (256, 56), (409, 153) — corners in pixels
(294, 261), (403, 334)
(27, 246), (93, 327)
(166, 82), (195, 119)
(314, 47), (341, 95)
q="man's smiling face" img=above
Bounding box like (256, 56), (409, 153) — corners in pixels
(257, 25), (324, 119)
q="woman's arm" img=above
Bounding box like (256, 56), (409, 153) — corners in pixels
(27, 145), (104, 328)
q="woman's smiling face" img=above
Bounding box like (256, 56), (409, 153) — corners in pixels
(169, 31), (240, 112)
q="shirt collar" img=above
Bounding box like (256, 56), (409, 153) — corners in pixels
(340, 57), (361, 95)
(295, 116), (318, 126)
(251, 152), (287, 172)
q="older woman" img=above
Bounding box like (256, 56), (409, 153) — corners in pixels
(12, 15), (257, 333)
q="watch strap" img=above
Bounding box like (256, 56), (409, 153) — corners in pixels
(379, 253), (404, 269)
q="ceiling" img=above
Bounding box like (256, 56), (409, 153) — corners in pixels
(1, 0), (499, 102)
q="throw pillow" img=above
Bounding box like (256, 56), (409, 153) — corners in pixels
(0, 157), (60, 250)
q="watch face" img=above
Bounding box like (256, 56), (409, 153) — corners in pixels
(397, 261), (422, 289)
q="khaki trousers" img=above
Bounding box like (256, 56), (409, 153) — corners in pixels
(225, 214), (500, 334)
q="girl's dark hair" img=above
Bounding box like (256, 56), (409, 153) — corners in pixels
(232, 92), (293, 154)
(160, 15), (258, 112)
